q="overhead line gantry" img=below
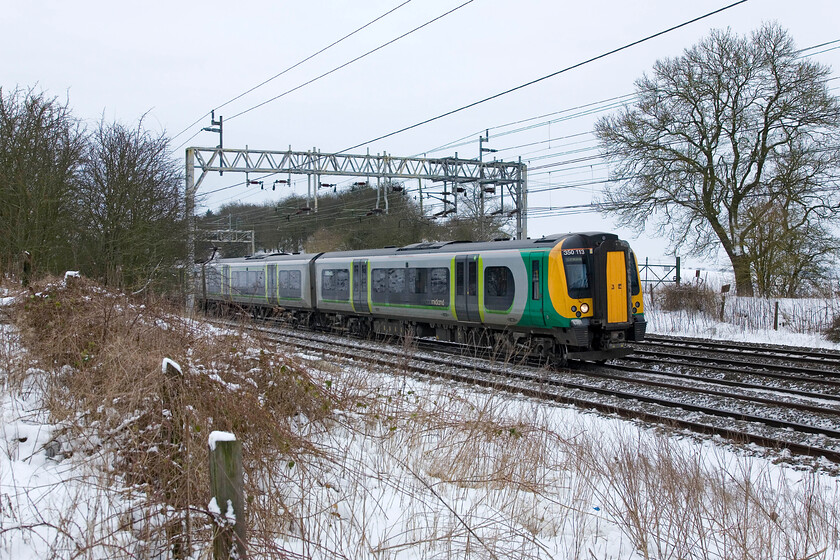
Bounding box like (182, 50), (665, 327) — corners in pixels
(185, 145), (528, 310)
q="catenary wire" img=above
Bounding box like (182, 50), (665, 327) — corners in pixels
(224, 0), (476, 122)
(171, 0), (415, 144)
(333, 0), (749, 155)
(197, 28), (840, 227)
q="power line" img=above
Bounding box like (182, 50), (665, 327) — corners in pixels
(194, 21), (840, 230)
(419, 36), (839, 160)
(335, 0), (749, 155)
(420, 93), (637, 155)
(171, 0), (415, 144)
(796, 38), (840, 53)
(225, 0), (476, 122)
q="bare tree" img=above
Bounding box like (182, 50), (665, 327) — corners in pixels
(76, 117), (185, 289)
(595, 23), (840, 295)
(746, 198), (837, 297)
(0, 87), (85, 277)
(443, 183), (510, 242)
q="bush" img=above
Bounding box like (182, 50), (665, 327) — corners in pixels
(825, 314), (840, 343)
(658, 283), (719, 315)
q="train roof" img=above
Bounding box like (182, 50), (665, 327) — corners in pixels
(320, 232), (618, 258)
(209, 252), (317, 265)
(203, 232), (621, 266)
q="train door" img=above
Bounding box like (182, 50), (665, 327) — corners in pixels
(352, 259), (370, 313)
(592, 240), (631, 326)
(267, 264), (278, 305)
(524, 252), (546, 327)
(454, 254), (480, 323)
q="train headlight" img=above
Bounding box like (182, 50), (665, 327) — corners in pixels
(580, 303), (590, 314)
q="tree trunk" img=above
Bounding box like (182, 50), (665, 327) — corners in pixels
(730, 253), (754, 296)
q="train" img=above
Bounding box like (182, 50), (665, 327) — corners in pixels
(196, 232), (646, 365)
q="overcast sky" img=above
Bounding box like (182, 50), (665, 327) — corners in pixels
(5, 0), (839, 265)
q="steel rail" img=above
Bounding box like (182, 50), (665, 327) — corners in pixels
(640, 334), (840, 368)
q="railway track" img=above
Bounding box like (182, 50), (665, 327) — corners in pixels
(210, 314), (840, 467)
(636, 333), (840, 373)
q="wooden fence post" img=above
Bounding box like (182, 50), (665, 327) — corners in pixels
(162, 358), (189, 559)
(774, 301), (780, 331)
(209, 431), (246, 560)
(719, 284), (731, 322)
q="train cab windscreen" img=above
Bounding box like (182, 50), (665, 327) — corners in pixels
(563, 251), (592, 299)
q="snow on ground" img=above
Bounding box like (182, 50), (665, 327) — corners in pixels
(649, 307), (840, 350)
(644, 289), (840, 350)
(2, 287), (840, 558)
(0, 324), (135, 559)
(281, 355), (840, 559)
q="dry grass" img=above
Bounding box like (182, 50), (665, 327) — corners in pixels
(588, 429), (840, 559)
(648, 281), (840, 339)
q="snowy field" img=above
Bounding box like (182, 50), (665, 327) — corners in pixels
(2, 284), (840, 559)
(646, 292), (840, 350)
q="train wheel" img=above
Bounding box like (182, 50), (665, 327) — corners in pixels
(553, 345), (568, 369)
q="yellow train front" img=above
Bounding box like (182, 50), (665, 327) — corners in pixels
(535, 232), (645, 363)
(198, 231), (646, 366)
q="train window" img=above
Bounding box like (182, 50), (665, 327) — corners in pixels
(251, 271), (264, 296)
(335, 270), (349, 299)
(563, 253), (591, 299)
(267, 265), (277, 298)
(430, 268), (448, 296)
(467, 261), (477, 296)
(630, 253), (640, 296)
(372, 269), (387, 294)
(322, 269), (334, 291)
(531, 261), (540, 300)
(278, 270), (302, 299)
(231, 271), (246, 295)
(388, 268), (405, 294)
(322, 268), (350, 301)
(485, 266), (514, 311)
(456, 263), (464, 296)
(408, 268), (427, 294)
(205, 267), (222, 294)
(356, 264), (367, 292)
(231, 270), (264, 296)
(485, 267), (509, 297)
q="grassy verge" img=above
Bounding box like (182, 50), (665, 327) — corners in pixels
(3, 276), (333, 557)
